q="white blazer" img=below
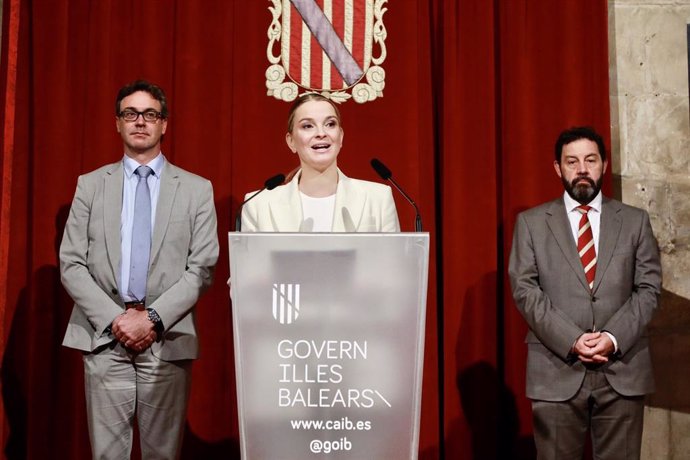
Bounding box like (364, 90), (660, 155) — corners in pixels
(241, 169), (400, 232)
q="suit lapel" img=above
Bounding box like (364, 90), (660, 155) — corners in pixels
(151, 161), (179, 262)
(593, 198), (622, 293)
(332, 170), (364, 232)
(545, 198), (591, 291)
(103, 162), (123, 284)
(268, 173), (302, 231)
(269, 168), (364, 231)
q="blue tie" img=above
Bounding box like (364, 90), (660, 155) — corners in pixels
(129, 165), (153, 301)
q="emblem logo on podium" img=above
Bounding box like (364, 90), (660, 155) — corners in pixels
(272, 283), (301, 324)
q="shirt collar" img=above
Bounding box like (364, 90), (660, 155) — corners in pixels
(563, 190), (603, 214)
(123, 153), (165, 178)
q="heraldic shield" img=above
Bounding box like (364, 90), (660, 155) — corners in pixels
(266, 0), (388, 103)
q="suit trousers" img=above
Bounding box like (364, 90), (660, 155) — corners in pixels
(532, 370), (644, 460)
(83, 341), (192, 460)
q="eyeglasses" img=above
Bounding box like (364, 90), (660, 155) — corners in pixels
(118, 109), (164, 123)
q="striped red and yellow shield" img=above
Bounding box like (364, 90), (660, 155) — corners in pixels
(282, 0), (373, 91)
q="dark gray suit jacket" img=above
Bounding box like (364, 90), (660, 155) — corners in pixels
(509, 196), (661, 401)
(60, 160), (219, 360)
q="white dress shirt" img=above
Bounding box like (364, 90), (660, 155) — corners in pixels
(562, 190), (618, 351)
(563, 190), (602, 253)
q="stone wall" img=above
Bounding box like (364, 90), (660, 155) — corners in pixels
(609, 1), (690, 458)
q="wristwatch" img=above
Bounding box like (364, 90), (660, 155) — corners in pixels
(146, 308), (164, 334)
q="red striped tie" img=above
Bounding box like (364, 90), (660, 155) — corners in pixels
(576, 205), (596, 290)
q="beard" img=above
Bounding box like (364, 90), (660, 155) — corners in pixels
(562, 175), (602, 204)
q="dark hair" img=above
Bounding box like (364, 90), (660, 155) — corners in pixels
(554, 126), (606, 162)
(287, 93), (341, 133)
(115, 80), (168, 118)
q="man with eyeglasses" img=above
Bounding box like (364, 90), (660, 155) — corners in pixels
(60, 80), (219, 458)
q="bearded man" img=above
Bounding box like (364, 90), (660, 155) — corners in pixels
(508, 126), (661, 460)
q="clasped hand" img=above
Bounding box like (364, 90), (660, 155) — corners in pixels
(572, 331), (614, 363)
(112, 309), (157, 352)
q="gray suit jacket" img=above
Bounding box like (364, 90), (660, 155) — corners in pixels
(60, 160), (219, 360)
(509, 196), (661, 401)
(241, 169), (400, 232)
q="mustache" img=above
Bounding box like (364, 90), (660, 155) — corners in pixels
(571, 176), (595, 188)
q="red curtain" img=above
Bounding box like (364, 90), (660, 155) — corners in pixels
(0, 1), (609, 458)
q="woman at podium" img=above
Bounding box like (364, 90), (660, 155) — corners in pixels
(240, 93), (400, 232)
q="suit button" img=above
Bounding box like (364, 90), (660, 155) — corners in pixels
(591, 296), (597, 302)
(111, 288), (118, 294)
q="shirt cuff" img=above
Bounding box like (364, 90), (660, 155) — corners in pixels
(603, 331), (618, 354)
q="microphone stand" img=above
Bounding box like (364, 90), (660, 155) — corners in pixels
(234, 173), (285, 232)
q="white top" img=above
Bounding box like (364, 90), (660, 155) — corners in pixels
(300, 192), (336, 232)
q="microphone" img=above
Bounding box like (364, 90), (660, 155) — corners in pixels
(234, 173), (286, 232)
(370, 158), (422, 232)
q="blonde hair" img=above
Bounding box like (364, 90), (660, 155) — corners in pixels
(286, 93), (342, 133)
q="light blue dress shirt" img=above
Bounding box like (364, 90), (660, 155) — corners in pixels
(119, 154), (164, 302)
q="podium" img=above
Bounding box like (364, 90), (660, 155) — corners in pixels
(229, 233), (429, 459)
